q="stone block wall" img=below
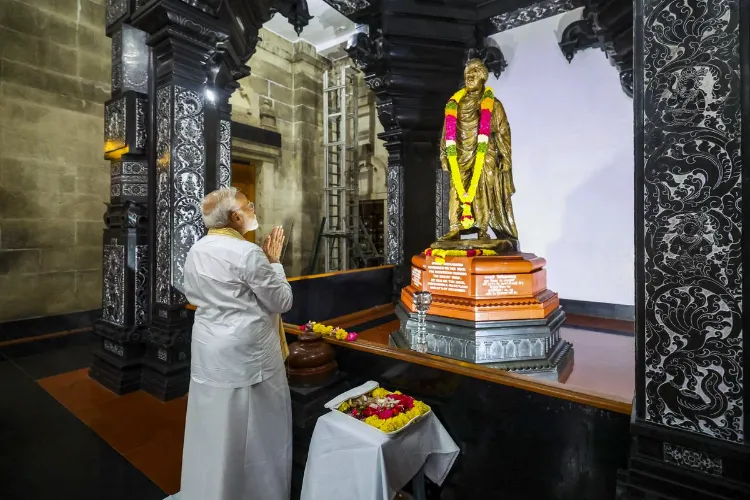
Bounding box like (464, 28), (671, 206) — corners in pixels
(0, 0), (110, 322)
(230, 30), (329, 276)
(231, 41), (388, 275)
(355, 72), (387, 201)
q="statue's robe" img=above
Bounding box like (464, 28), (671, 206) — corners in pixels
(440, 89), (518, 240)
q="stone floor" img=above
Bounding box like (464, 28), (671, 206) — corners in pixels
(0, 332), (165, 500)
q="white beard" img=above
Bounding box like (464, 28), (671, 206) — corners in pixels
(242, 216), (258, 234)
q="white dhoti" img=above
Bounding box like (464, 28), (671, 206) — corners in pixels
(176, 365), (292, 500)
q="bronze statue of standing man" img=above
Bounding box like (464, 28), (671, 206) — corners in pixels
(436, 58), (518, 251)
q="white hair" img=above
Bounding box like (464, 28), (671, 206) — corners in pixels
(202, 187), (242, 229)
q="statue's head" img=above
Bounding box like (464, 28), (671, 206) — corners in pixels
(464, 59), (489, 92)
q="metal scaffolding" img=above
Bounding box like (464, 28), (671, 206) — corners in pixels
(322, 65), (360, 272)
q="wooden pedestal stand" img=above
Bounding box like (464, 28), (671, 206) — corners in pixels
(393, 252), (574, 382)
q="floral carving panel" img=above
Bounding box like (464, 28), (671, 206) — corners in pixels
(641, 0), (743, 443)
(171, 86), (206, 304)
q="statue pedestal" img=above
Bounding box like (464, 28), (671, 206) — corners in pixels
(392, 252), (574, 382)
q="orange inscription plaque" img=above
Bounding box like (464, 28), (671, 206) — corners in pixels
(411, 267), (422, 289)
(478, 274), (523, 296)
(424, 259), (470, 296)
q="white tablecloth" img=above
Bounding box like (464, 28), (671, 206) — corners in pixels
(301, 410), (460, 500)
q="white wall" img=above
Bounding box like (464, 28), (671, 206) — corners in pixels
(488, 11), (634, 306)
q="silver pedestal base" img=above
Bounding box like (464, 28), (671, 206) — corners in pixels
(391, 303), (574, 382)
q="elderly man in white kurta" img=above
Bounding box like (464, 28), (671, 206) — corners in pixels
(175, 187), (293, 500)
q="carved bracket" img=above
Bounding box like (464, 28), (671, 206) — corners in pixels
(557, 0), (633, 97)
(559, 17), (600, 62)
(346, 30), (387, 74)
(270, 0), (313, 35)
(465, 40), (508, 79)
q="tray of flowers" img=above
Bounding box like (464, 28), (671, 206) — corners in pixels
(324, 381), (431, 436)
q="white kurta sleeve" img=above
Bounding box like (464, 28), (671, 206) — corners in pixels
(241, 246), (294, 314)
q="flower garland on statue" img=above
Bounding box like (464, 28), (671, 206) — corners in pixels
(300, 321), (358, 342)
(425, 247), (497, 265)
(337, 387), (431, 433)
(445, 86), (495, 230)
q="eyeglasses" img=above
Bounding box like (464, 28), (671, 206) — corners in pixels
(232, 201), (254, 217)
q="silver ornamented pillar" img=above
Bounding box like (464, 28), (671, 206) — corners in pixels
(90, 0), (311, 401)
(133, 9), (223, 400)
(129, 0), (298, 400)
(412, 291), (432, 353)
(618, 0), (750, 496)
(90, 10), (151, 395)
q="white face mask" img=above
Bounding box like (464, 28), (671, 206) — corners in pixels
(242, 214), (258, 234)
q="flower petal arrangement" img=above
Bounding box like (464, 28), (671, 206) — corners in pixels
(300, 321), (358, 342)
(336, 386), (431, 434)
(425, 247), (497, 264)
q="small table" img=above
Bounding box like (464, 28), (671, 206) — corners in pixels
(301, 410), (459, 500)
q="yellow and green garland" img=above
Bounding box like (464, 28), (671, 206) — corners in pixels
(445, 87), (495, 230)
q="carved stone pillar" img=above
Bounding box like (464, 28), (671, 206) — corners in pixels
(90, 6), (151, 394)
(617, 0), (750, 497)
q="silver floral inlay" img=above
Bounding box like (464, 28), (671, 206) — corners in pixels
(171, 86), (206, 304)
(102, 244), (125, 326)
(103, 339), (125, 357)
(134, 245), (149, 326)
(111, 160), (147, 200)
(491, 0), (575, 33)
(323, 0), (370, 16)
(156, 85), (172, 304)
(219, 120), (231, 188)
(640, 0), (743, 443)
(663, 443), (723, 476)
(104, 98), (126, 156)
(386, 161), (403, 266)
(135, 96), (147, 150)
(111, 29), (122, 94)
